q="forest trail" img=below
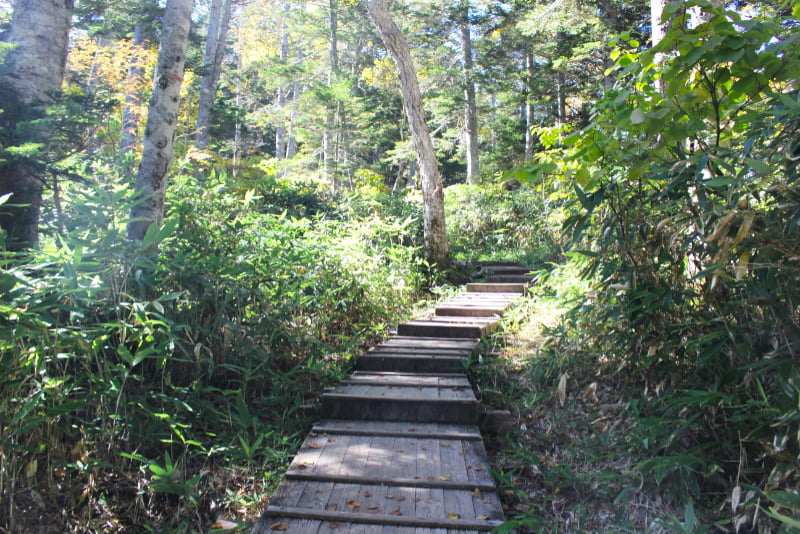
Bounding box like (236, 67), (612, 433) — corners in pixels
(251, 263), (530, 533)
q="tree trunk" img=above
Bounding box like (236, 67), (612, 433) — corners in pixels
(119, 24), (146, 154)
(195, 0), (232, 149)
(275, 2), (290, 160)
(460, 1), (480, 185)
(365, 0), (449, 268)
(524, 52), (535, 165)
(323, 0), (339, 189)
(127, 0), (194, 241)
(0, 0), (73, 250)
(651, 0), (668, 93)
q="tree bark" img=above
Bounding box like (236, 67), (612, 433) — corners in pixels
(119, 24), (146, 154)
(127, 0), (194, 241)
(524, 52), (535, 165)
(460, 0), (480, 184)
(0, 0), (73, 250)
(365, 0), (449, 268)
(275, 2), (290, 160)
(195, 0), (232, 149)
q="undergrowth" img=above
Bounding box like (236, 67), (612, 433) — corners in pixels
(0, 165), (428, 533)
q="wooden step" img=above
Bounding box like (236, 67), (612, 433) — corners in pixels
(465, 283), (527, 294)
(380, 336), (480, 349)
(484, 274), (534, 283)
(357, 351), (466, 373)
(483, 265), (531, 275)
(434, 305), (504, 317)
(320, 382), (478, 423)
(367, 346), (473, 357)
(284, 432), (494, 488)
(397, 316), (500, 339)
(343, 372), (471, 388)
(311, 420), (483, 440)
(256, 480), (504, 532)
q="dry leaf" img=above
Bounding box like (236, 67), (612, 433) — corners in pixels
(363, 491), (371, 497)
(584, 382), (598, 403)
(396, 496), (406, 502)
(390, 506), (401, 515)
(413, 497), (421, 502)
(346, 500), (360, 509)
(329, 523), (344, 529)
(558, 372), (569, 407)
(309, 443), (321, 449)
(25, 459), (37, 479)
(471, 489), (482, 498)
(440, 442), (450, 447)
(476, 515), (489, 520)
(269, 522), (289, 531)
(368, 505), (379, 510)
(731, 485), (742, 513)
(447, 513), (460, 519)
(327, 438), (335, 442)
(474, 465), (485, 471)
(212, 519), (238, 530)
(439, 475), (452, 481)
(395, 449), (405, 453)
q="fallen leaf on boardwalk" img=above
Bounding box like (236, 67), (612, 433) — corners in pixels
(390, 506), (401, 515)
(439, 475), (452, 481)
(440, 442), (450, 447)
(212, 519), (238, 530)
(269, 522), (289, 531)
(413, 497), (421, 502)
(309, 443), (321, 449)
(395, 449), (405, 453)
(476, 515), (489, 520)
(474, 465), (485, 471)
(303, 460), (314, 465)
(408, 427), (417, 431)
(297, 464), (308, 470)
(448, 513), (460, 519)
(368, 504), (379, 510)
(346, 500), (360, 509)
(385, 495), (394, 499)
(471, 489), (482, 498)
(327, 438), (335, 442)
(420, 446), (427, 451)
(363, 491), (371, 497)
(309, 432), (318, 437)
(329, 523), (344, 529)
(396, 496), (406, 502)
(483, 499), (492, 504)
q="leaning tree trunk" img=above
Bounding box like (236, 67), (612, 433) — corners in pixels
(0, 0), (73, 250)
(460, 0), (480, 184)
(365, 0), (449, 268)
(127, 0), (194, 241)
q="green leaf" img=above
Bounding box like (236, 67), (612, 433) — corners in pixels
(767, 491), (800, 510)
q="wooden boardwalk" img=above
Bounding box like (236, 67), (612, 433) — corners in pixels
(252, 264), (530, 533)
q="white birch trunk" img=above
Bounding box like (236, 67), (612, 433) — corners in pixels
(0, 0), (72, 250)
(460, 1), (480, 184)
(127, 0), (194, 241)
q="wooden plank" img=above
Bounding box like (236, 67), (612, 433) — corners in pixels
(464, 283), (526, 294)
(482, 265), (531, 274)
(397, 318), (499, 339)
(356, 354), (466, 374)
(262, 505), (503, 531)
(368, 346), (473, 356)
(433, 307), (504, 318)
(380, 337), (480, 349)
(320, 393), (478, 424)
(483, 275), (533, 283)
(344, 373), (471, 388)
(311, 420), (482, 440)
